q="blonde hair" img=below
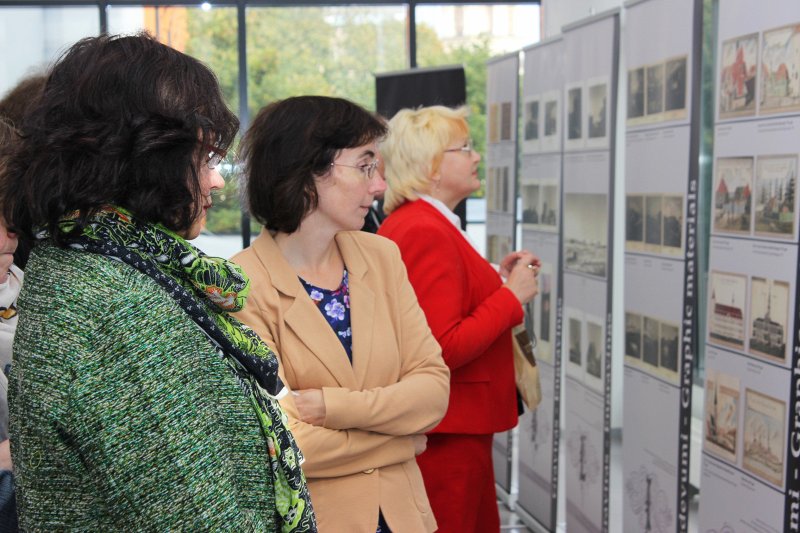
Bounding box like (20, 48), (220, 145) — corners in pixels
(381, 105), (469, 214)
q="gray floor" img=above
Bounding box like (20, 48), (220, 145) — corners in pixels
(496, 431), (700, 532)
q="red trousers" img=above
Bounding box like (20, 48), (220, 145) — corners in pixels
(415, 433), (500, 533)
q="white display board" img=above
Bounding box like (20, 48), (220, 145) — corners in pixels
(487, 51), (520, 497)
(518, 35), (565, 533)
(560, 10), (619, 533)
(621, 0), (701, 531)
(698, 1), (800, 532)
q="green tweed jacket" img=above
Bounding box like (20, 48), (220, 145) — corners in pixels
(9, 243), (278, 531)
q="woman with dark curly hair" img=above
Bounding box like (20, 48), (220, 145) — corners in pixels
(232, 96), (450, 532)
(1, 33), (315, 532)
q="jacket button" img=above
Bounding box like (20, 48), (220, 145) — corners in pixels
(363, 468), (375, 474)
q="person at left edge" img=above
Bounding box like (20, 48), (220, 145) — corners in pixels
(1, 33), (315, 532)
(232, 95), (450, 533)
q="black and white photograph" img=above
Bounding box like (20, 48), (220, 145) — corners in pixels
(569, 316), (582, 367)
(544, 98), (558, 137)
(662, 195), (683, 252)
(500, 101), (512, 141)
(754, 155), (796, 239)
(748, 277), (789, 363)
(567, 86), (582, 140)
(659, 322), (679, 374)
(718, 33), (758, 119)
(585, 320), (603, 380)
(708, 270), (747, 350)
(564, 193), (608, 278)
(760, 23), (800, 114)
(524, 98), (539, 141)
(588, 82), (607, 139)
(644, 195), (663, 247)
(713, 157), (753, 234)
(626, 195), (644, 249)
(625, 312), (642, 360)
(628, 67), (645, 119)
(664, 56), (688, 113)
(646, 63), (665, 115)
(642, 317), (660, 367)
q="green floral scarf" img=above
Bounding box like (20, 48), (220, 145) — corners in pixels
(56, 207), (316, 532)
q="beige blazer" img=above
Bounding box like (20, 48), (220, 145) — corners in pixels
(232, 230), (450, 533)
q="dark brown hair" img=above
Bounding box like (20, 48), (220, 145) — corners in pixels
(241, 96), (386, 233)
(0, 32), (238, 242)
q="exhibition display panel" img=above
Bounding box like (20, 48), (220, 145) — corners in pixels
(621, 0), (702, 532)
(698, 1), (800, 531)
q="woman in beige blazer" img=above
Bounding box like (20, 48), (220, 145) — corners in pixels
(232, 96), (450, 533)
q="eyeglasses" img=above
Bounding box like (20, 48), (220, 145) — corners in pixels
(331, 158), (381, 181)
(205, 145), (229, 170)
(443, 140), (475, 155)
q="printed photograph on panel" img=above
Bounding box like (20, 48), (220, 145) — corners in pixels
(662, 195), (684, 254)
(500, 102), (512, 141)
(645, 195), (663, 248)
(544, 98), (558, 137)
(627, 67), (645, 120)
(588, 82), (607, 139)
(760, 24), (800, 114)
(625, 195), (644, 251)
(539, 183), (558, 228)
(564, 193), (607, 278)
(568, 315), (582, 368)
(748, 277), (789, 363)
(642, 316), (660, 367)
(567, 86), (582, 140)
(703, 370), (739, 463)
(664, 56), (688, 115)
(625, 312), (642, 360)
(500, 167), (511, 212)
(535, 263), (554, 364)
(524, 98), (539, 141)
(485, 168), (496, 211)
(754, 155), (797, 239)
(584, 319), (604, 391)
(486, 234), (512, 265)
(708, 270), (747, 350)
(646, 63), (665, 115)
(488, 103), (499, 143)
(659, 322), (680, 378)
(713, 157), (753, 234)
(743, 389), (786, 487)
(719, 33), (758, 118)
(521, 183), (540, 224)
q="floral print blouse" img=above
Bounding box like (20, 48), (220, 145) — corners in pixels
(300, 270), (353, 362)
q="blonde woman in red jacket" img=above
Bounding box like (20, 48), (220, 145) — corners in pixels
(377, 105), (540, 533)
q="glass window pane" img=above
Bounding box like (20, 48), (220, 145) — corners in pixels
(246, 6), (408, 114)
(416, 4), (540, 217)
(108, 5), (242, 257)
(0, 7), (100, 97)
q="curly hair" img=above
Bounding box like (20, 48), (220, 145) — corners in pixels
(0, 72), (47, 131)
(241, 96), (386, 234)
(0, 33), (238, 242)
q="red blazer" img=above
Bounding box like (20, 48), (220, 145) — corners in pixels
(379, 199), (522, 435)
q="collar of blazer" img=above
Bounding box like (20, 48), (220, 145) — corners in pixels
(248, 229), (376, 389)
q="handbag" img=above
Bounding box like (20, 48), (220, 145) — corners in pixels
(512, 322), (542, 410)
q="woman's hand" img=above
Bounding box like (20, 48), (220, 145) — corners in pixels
(502, 251), (540, 305)
(292, 389), (327, 426)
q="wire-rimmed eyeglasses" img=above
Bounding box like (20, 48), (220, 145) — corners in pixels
(205, 145), (229, 170)
(443, 139), (475, 155)
(330, 159), (381, 180)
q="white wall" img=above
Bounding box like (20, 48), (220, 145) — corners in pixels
(540, 0), (623, 39)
